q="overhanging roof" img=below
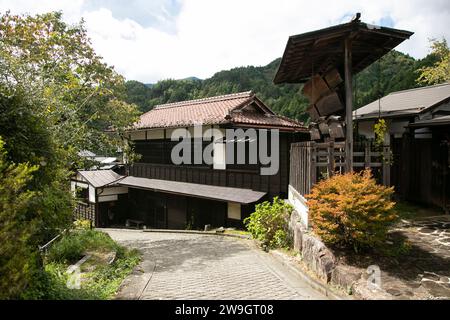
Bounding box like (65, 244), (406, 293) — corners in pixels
(354, 83), (450, 120)
(76, 170), (123, 188)
(274, 20), (413, 84)
(409, 115), (450, 128)
(117, 176), (266, 204)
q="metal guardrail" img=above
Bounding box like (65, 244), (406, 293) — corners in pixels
(38, 229), (67, 254)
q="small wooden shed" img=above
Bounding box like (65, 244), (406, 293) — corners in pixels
(71, 170), (128, 226)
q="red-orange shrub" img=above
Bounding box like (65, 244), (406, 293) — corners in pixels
(306, 169), (397, 252)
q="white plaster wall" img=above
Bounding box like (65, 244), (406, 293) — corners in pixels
(147, 129), (164, 140)
(71, 181), (88, 195)
(358, 118), (411, 140)
(227, 202), (241, 220)
(98, 194), (118, 203)
(167, 127), (189, 139)
(89, 185), (96, 203)
(288, 185), (309, 229)
(129, 131), (146, 141)
(98, 187), (128, 196)
(213, 142), (226, 170)
(389, 119), (410, 138)
(188, 125), (212, 138)
(70, 181), (77, 194)
(357, 120), (375, 139)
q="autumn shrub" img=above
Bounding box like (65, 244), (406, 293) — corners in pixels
(244, 197), (293, 248)
(306, 169), (397, 252)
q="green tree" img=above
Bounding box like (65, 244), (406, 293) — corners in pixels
(125, 50), (437, 122)
(0, 11), (139, 167)
(0, 11), (139, 298)
(0, 137), (39, 299)
(417, 38), (450, 85)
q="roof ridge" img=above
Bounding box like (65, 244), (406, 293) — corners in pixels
(387, 82), (450, 96)
(152, 91), (253, 110)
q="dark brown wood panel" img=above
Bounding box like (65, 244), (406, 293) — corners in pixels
(129, 134), (300, 198)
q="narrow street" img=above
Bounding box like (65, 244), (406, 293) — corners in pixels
(104, 229), (327, 300)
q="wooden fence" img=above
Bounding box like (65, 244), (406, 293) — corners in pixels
(290, 141), (391, 196)
(74, 202), (96, 224)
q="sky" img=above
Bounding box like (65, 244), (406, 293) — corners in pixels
(0, 0), (449, 83)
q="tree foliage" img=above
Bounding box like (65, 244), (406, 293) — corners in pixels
(306, 169), (397, 253)
(125, 49), (440, 121)
(0, 137), (39, 299)
(417, 38), (450, 85)
(0, 11), (139, 161)
(0, 11), (139, 298)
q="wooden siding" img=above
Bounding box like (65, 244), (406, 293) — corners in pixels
(392, 128), (449, 210)
(131, 133), (296, 198)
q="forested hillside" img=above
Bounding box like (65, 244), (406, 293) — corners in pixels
(127, 50), (437, 123)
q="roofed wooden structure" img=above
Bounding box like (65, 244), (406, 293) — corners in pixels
(273, 15), (413, 172)
(273, 19), (414, 84)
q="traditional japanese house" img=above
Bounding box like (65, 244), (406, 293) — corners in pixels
(354, 83), (450, 211)
(71, 170), (129, 226)
(80, 91), (308, 229)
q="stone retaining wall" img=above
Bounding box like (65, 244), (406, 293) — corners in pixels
(287, 209), (364, 295)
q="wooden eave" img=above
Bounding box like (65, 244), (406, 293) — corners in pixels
(273, 20), (413, 84)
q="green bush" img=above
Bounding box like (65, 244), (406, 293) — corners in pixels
(0, 137), (40, 299)
(47, 230), (120, 264)
(244, 197), (293, 249)
(23, 249), (140, 300)
(23, 230), (140, 300)
(306, 169), (397, 252)
(73, 219), (92, 230)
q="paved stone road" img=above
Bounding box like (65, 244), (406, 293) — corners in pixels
(104, 229), (327, 300)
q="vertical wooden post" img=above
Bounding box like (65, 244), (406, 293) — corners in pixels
(328, 141), (335, 177)
(345, 38), (353, 172)
(310, 141), (317, 190)
(364, 141), (371, 168)
(382, 146), (391, 186)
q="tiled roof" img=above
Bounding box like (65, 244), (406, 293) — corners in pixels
(77, 170), (123, 188)
(354, 83), (450, 119)
(133, 91), (306, 131)
(230, 111), (304, 128)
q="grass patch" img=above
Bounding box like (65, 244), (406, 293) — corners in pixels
(223, 229), (250, 236)
(46, 229), (121, 264)
(23, 229), (140, 300)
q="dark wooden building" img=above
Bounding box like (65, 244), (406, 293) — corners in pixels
(95, 91), (308, 229)
(354, 83), (450, 212)
(71, 170), (129, 227)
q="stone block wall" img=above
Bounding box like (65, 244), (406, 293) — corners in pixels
(287, 208), (362, 292)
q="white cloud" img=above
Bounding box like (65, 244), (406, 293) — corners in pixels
(1, 0), (449, 82)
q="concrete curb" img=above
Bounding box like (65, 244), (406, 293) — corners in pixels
(142, 228), (251, 239)
(268, 250), (352, 300)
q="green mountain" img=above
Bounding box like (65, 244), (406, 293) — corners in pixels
(125, 50), (436, 123)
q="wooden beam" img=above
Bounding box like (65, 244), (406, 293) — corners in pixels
(344, 37), (353, 172)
